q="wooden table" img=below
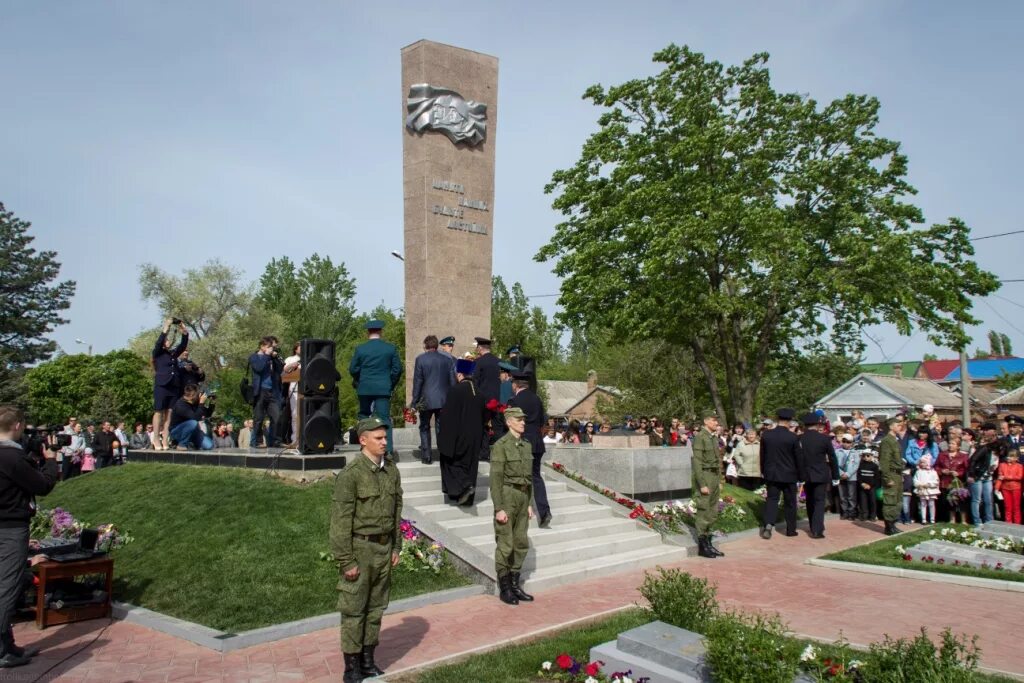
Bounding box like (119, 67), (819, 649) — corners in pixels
(33, 556), (113, 629)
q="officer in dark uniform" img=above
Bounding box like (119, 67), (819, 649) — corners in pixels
(507, 371), (551, 528)
(798, 412), (840, 538)
(349, 320), (403, 456)
(1002, 415), (1023, 454)
(439, 336), (456, 362)
(759, 408), (800, 539)
(472, 337), (501, 462)
(329, 416), (403, 682)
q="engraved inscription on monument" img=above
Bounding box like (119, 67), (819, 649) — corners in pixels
(406, 84), (488, 146)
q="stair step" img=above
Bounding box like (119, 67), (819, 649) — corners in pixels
(462, 517), (640, 547)
(589, 642), (701, 683)
(520, 545), (692, 593)
(474, 531), (666, 571)
(416, 491), (590, 521)
(404, 482), (568, 505)
(438, 503), (615, 536)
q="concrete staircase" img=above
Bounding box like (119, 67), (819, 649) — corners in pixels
(396, 456), (692, 594)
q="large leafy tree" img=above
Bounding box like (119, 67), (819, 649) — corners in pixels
(256, 255), (358, 345)
(537, 45), (999, 423)
(491, 276), (562, 364)
(25, 350), (151, 425)
(0, 203), (76, 403)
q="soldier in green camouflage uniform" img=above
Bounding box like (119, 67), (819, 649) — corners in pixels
(878, 416), (907, 536)
(692, 409), (724, 558)
(330, 416), (403, 682)
(490, 406), (535, 605)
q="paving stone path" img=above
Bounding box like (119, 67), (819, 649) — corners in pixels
(13, 519), (1024, 681)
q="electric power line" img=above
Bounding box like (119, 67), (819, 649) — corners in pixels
(978, 297), (1024, 338)
(970, 229), (1024, 241)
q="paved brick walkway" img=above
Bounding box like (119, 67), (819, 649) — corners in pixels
(12, 519), (1024, 681)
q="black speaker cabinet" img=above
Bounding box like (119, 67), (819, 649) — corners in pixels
(300, 339), (339, 396)
(298, 395), (339, 454)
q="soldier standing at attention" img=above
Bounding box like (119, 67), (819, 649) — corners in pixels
(330, 417), (403, 682)
(879, 416), (907, 536)
(693, 410), (724, 558)
(349, 320), (403, 456)
(490, 406), (535, 605)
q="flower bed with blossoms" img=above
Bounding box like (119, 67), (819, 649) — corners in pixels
(548, 462), (762, 535)
(893, 526), (1024, 572)
(539, 654), (648, 683)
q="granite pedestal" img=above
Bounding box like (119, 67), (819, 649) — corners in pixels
(546, 444), (693, 502)
(906, 539), (1024, 572)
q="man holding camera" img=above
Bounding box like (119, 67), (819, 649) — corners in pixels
(249, 336), (285, 449)
(0, 406), (58, 668)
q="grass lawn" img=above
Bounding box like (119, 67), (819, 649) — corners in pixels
(821, 524), (1024, 583)
(39, 463), (470, 632)
(677, 483), (806, 534)
(393, 608), (652, 683)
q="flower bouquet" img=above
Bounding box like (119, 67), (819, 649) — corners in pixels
(538, 654), (649, 683)
(945, 477), (970, 508)
(30, 507), (133, 552)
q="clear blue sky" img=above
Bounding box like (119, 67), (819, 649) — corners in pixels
(4, 1), (1022, 364)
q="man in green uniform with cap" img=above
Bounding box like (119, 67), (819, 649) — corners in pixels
(349, 320), (403, 455)
(878, 415), (907, 536)
(692, 409), (724, 558)
(490, 406), (535, 605)
(330, 417), (403, 682)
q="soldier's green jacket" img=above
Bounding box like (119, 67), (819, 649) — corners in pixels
(691, 428), (720, 490)
(489, 431), (533, 512)
(877, 433), (904, 489)
(329, 452), (403, 573)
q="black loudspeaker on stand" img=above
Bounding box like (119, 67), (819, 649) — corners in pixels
(298, 339), (341, 454)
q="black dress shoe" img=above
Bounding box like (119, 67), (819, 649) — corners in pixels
(457, 488), (475, 506)
(759, 526), (773, 540)
(785, 531), (799, 537)
(0, 653), (31, 668)
(539, 513), (552, 529)
(809, 532), (826, 539)
(8, 644), (39, 658)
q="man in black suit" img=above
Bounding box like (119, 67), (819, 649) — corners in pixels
(473, 337), (501, 462)
(507, 371), (551, 528)
(759, 408), (801, 539)
(411, 335), (455, 464)
(798, 413), (840, 538)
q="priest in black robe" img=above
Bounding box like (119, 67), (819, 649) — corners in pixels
(438, 358), (488, 506)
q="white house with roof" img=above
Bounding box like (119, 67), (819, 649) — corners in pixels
(814, 373), (962, 423)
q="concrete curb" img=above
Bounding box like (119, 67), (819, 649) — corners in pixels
(805, 558), (1024, 593)
(112, 584), (487, 652)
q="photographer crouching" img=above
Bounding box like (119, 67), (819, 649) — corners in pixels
(0, 406), (58, 667)
(168, 384), (216, 451)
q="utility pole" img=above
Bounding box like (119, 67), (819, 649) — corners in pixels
(959, 323), (971, 425)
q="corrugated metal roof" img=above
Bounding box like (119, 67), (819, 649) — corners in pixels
(920, 359), (961, 380)
(993, 384), (1024, 406)
(859, 361), (922, 377)
(944, 358), (1024, 381)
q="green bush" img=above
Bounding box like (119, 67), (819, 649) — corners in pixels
(864, 628), (980, 683)
(704, 611), (801, 683)
(639, 567), (719, 633)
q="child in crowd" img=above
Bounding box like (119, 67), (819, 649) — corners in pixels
(901, 466), (914, 524)
(80, 447), (96, 473)
(913, 454), (940, 524)
(835, 434), (860, 520)
(857, 449), (881, 521)
(995, 449), (1023, 524)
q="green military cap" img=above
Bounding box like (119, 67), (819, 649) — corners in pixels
(365, 319), (385, 330)
(356, 416), (387, 435)
(504, 407), (526, 420)
(440, 336), (455, 346)
(700, 409), (719, 420)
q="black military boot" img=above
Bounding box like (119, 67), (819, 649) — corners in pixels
(708, 536), (725, 557)
(510, 572), (534, 602)
(885, 521), (901, 536)
(697, 535), (716, 558)
(498, 574), (519, 605)
(343, 652), (365, 683)
(360, 644), (385, 677)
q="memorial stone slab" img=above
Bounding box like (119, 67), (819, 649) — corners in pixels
(977, 521), (1024, 542)
(906, 539), (1024, 572)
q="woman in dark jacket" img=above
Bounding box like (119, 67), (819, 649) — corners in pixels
(151, 318), (188, 450)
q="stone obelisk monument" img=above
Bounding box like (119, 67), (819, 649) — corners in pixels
(402, 40), (498, 399)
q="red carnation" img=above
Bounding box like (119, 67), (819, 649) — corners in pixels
(903, 554), (912, 561)
(486, 398), (500, 412)
(585, 661), (602, 676)
(555, 653), (573, 670)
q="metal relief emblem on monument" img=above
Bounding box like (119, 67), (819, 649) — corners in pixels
(405, 84), (487, 146)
